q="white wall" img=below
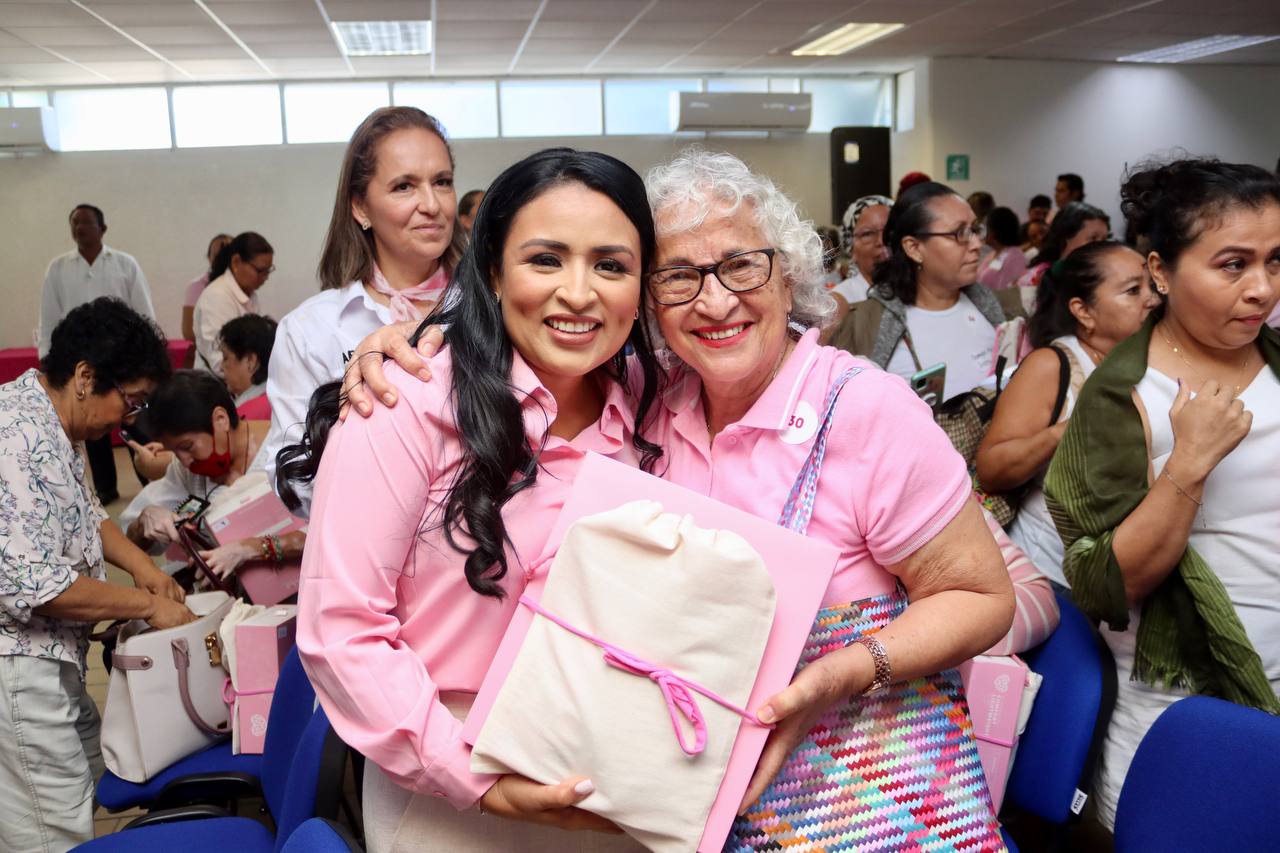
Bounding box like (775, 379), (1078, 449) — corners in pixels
(896, 57), (1280, 224)
(0, 133), (831, 348)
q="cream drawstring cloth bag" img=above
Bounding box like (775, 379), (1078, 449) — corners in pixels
(470, 500), (777, 853)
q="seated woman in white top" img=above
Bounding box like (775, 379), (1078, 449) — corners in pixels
(1046, 157), (1280, 831)
(193, 231), (274, 375)
(827, 182), (1024, 401)
(975, 240), (1160, 588)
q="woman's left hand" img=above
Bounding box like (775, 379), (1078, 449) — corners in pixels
(133, 564), (186, 603)
(198, 539), (260, 580)
(738, 644), (873, 814)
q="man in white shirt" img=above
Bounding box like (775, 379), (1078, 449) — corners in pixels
(38, 204), (156, 503)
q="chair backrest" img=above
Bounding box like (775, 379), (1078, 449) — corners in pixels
(259, 647), (316, 800)
(1005, 591), (1116, 824)
(265, 705), (348, 853)
(1114, 696), (1280, 853)
(281, 817), (363, 853)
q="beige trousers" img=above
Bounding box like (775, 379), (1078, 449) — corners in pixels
(364, 762), (648, 853)
(362, 694), (647, 853)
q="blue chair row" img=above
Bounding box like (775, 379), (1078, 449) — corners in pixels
(1114, 695), (1280, 853)
(97, 647), (315, 814)
(76, 700), (346, 852)
(1000, 590), (1118, 847)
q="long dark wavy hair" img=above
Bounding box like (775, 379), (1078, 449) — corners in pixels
(278, 148), (665, 598)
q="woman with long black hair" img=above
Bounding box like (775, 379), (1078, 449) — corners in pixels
(282, 148), (661, 852)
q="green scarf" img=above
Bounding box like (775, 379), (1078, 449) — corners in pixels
(1044, 314), (1280, 713)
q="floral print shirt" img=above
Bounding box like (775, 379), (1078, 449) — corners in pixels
(0, 370), (107, 678)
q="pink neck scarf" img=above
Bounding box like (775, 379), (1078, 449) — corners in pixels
(368, 263), (449, 323)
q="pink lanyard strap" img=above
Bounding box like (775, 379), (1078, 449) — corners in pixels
(518, 595), (770, 757)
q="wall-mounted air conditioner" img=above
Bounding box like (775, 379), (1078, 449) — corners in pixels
(673, 92), (811, 132)
(0, 107), (59, 153)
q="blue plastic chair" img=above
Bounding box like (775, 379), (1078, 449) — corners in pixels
(1004, 591), (1117, 827)
(97, 646), (315, 813)
(282, 818), (364, 852)
(74, 703), (345, 852)
(1114, 696), (1280, 853)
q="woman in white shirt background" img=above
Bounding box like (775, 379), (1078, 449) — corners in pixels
(829, 182), (1024, 401)
(975, 240), (1161, 589)
(181, 232), (232, 345)
(192, 231), (274, 375)
(256, 106), (463, 513)
(829, 194), (892, 322)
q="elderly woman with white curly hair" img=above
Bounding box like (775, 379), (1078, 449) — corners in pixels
(339, 147), (1014, 851)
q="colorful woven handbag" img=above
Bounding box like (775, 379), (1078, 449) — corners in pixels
(725, 367), (1005, 852)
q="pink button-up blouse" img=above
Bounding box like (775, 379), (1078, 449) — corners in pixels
(296, 349), (637, 809)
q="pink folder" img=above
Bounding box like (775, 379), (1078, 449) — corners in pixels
(958, 654), (1031, 810)
(203, 479), (306, 606)
(461, 452), (841, 851)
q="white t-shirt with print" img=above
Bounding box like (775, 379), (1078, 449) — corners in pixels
(883, 292), (997, 401)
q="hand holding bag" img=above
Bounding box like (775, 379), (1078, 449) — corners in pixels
(100, 590), (234, 782)
(727, 369), (1005, 852)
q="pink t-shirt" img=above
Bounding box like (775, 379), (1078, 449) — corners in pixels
(649, 329), (972, 606)
(183, 272), (209, 308)
(977, 247), (1029, 291)
(296, 350), (637, 809)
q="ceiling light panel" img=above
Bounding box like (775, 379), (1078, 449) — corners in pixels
(791, 22), (905, 57)
(332, 20), (433, 56)
(1117, 34), (1279, 64)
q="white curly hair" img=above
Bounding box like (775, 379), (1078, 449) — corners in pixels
(645, 147), (836, 331)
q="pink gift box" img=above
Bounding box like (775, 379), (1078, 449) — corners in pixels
(204, 481), (307, 606)
(230, 606), (297, 755)
(461, 453), (889, 851)
(959, 654), (1031, 810)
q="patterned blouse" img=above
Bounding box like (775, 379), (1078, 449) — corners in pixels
(0, 369), (107, 678)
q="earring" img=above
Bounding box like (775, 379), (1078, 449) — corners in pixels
(1156, 284), (1168, 295)
(634, 309), (639, 320)
(494, 291), (501, 304)
(76, 387), (85, 400)
(360, 221), (371, 231)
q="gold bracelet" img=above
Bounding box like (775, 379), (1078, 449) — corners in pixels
(1164, 470), (1203, 508)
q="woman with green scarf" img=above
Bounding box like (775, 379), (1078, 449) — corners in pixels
(1045, 157), (1280, 831)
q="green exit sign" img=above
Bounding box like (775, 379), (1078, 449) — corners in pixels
(946, 154), (970, 181)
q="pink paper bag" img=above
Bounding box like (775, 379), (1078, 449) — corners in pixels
(230, 605), (297, 754)
(461, 452), (841, 852)
(959, 654), (1031, 810)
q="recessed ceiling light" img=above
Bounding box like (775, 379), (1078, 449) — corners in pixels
(332, 20), (433, 57)
(1117, 34), (1278, 64)
(791, 22), (905, 57)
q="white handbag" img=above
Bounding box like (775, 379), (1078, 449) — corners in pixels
(101, 591), (235, 782)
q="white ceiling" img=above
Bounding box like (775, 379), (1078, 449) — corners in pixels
(1, 0), (1277, 88)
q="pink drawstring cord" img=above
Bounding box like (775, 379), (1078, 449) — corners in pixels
(518, 594), (771, 757)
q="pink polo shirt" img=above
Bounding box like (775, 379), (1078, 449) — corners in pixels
(650, 329), (971, 606)
(296, 348), (637, 809)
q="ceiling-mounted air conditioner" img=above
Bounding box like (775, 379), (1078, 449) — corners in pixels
(0, 107), (59, 153)
(673, 92), (811, 132)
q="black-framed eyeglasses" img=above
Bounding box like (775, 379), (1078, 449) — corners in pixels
(248, 262), (275, 277)
(916, 223), (987, 244)
(647, 248), (776, 306)
(114, 384), (148, 419)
